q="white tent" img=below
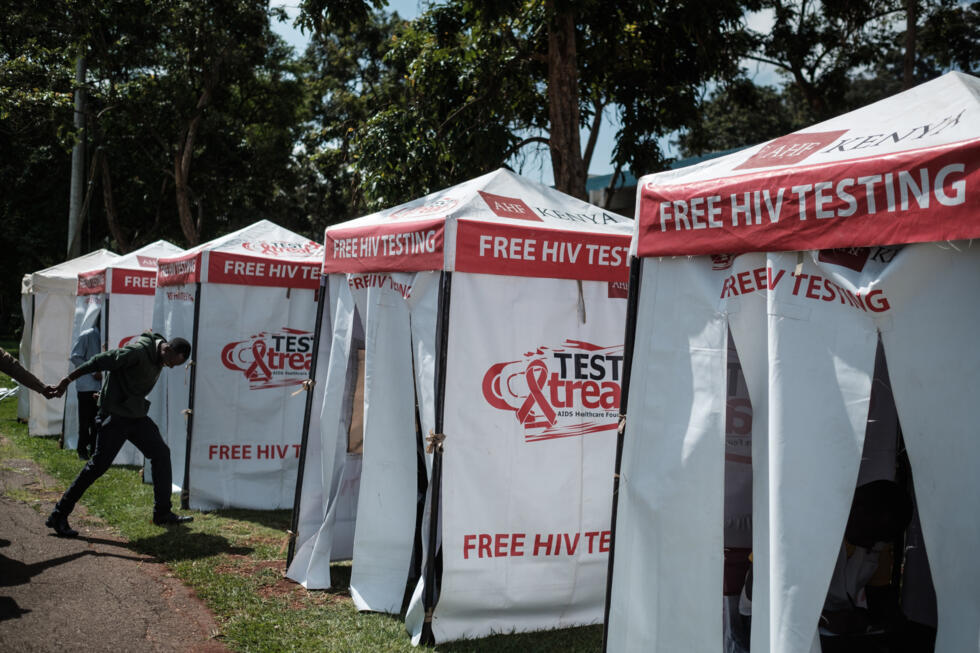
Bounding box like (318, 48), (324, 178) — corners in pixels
(286, 168), (633, 644)
(149, 220), (325, 511)
(606, 71), (980, 652)
(19, 249), (120, 435)
(65, 240), (185, 464)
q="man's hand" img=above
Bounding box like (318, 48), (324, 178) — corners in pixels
(53, 377), (71, 397)
(92, 372), (102, 381)
(42, 385), (62, 399)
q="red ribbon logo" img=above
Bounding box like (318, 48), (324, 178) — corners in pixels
(482, 340), (624, 443)
(244, 339), (273, 382)
(515, 360), (557, 427)
(220, 328), (313, 390)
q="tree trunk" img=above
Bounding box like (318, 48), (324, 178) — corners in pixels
(546, 1), (587, 200)
(174, 77), (216, 247)
(174, 113), (203, 246)
(101, 154), (130, 252)
(67, 55), (87, 258)
(903, 0), (918, 90)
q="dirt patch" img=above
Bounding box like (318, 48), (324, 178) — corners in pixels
(212, 553), (350, 610)
(0, 436), (229, 653)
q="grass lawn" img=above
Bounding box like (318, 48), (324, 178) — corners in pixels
(0, 340), (602, 652)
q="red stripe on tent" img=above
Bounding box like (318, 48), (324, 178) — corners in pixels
(208, 252), (321, 289)
(158, 252), (202, 286)
(77, 270), (106, 295)
(110, 269), (156, 295)
(454, 220), (630, 282)
(322, 218), (445, 274)
(638, 139), (980, 256)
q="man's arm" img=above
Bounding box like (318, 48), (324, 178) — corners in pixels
(0, 347), (60, 397)
(56, 345), (139, 395)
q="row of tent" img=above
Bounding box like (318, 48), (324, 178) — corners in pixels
(15, 72), (980, 651)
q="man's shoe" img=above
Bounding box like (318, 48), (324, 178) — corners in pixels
(78, 450), (90, 461)
(152, 512), (193, 526)
(45, 511), (79, 538)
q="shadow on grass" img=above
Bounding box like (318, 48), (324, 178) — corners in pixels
(118, 529), (253, 562)
(210, 507), (291, 531)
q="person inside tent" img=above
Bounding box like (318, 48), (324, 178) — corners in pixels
(0, 346), (62, 398)
(45, 332), (194, 537)
(737, 479), (913, 651)
(818, 479), (913, 650)
(70, 314), (102, 460)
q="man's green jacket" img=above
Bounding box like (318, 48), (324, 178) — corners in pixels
(74, 332), (167, 418)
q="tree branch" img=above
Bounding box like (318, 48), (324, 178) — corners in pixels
(581, 98), (605, 172)
(500, 135), (550, 163)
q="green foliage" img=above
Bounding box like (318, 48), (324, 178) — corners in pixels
(675, 79), (802, 157)
(679, 0), (980, 156)
(1, 1), (324, 334)
(299, 0), (755, 208)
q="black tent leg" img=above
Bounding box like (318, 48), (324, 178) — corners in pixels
(181, 281), (203, 510)
(602, 257), (643, 652)
(287, 275), (329, 567)
(420, 271), (452, 646)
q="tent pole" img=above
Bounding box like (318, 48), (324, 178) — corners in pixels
(181, 281), (203, 510)
(58, 293), (67, 448)
(421, 270), (452, 646)
(601, 256), (643, 652)
(287, 274), (328, 567)
(103, 295), (110, 349)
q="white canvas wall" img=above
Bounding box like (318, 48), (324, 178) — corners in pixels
(420, 273), (626, 643)
(609, 242), (980, 653)
(186, 283), (317, 510)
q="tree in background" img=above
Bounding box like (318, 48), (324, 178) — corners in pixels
(298, 0), (755, 204)
(297, 8), (411, 221)
(0, 0), (314, 332)
(678, 0), (979, 157)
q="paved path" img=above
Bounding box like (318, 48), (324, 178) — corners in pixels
(0, 451), (226, 652)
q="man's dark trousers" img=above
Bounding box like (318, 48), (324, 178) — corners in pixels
(56, 414), (173, 516)
(76, 391), (98, 456)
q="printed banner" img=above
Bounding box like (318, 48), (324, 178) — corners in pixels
(208, 252), (321, 289)
(188, 283), (317, 510)
(455, 220), (630, 282)
(109, 268), (157, 295)
(77, 270), (106, 295)
(433, 273), (626, 642)
(157, 252), (202, 286)
(638, 141), (980, 256)
(481, 340), (623, 443)
(323, 218), (445, 274)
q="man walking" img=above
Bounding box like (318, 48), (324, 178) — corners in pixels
(70, 318), (102, 459)
(46, 332), (194, 537)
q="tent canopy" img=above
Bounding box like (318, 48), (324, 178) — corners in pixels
(77, 240), (184, 296)
(291, 170), (634, 644)
(157, 220), (323, 289)
(23, 249), (120, 295)
(608, 72), (980, 653)
(324, 168), (632, 280)
(636, 71), (980, 255)
(150, 220), (325, 511)
(20, 248), (120, 435)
